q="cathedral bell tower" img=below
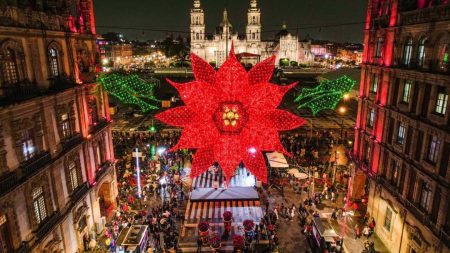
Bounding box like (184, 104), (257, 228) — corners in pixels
(246, 0), (261, 41)
(190, 0), (205, 46)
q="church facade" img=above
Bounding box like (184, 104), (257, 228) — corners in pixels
(190, 0), (314, 67)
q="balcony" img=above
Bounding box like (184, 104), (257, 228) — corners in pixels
(0, 78), (76, 107)
(0, 172), (18, 197)
(89, 119), (109, 135)
(95, 161), (113, 183)
(35, 212), (61, 240)
(61, 133), (83, 152)
(400, 4), (450, 26)
(70, 182), (89, 204)
(19, 152), (52, 179)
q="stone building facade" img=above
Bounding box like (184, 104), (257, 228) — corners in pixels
(353, 0), (450, 253)
(189, 0), (314, 67)
(0, 1), (117, 252)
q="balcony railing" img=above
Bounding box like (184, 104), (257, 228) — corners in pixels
(89, 120), (109, 134)
(35, 212), (61, 240)
(0, 172), (18, 197)
(70, 182), (89, 204)
(400, 4), (450, 26)
(95, 161), (113, 183)
(19, 152), (52, 179)
(61, 133), (83, 151)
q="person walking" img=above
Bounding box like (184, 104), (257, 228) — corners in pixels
(354, 224), (361, 239)
(363, 225), (370, 239)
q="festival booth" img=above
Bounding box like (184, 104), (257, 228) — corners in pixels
(265, 152), (290, 187)
(116, 225), (149, 253)
(311, 217), (342, 253)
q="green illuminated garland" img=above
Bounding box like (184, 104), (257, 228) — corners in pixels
(295, 75), (356, 115)
(98, 73), (160, 112)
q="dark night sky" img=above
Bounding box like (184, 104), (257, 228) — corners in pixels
(93, 0), (367, 43)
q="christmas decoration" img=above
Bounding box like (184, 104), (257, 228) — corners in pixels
(155, 48), (304, 183)
(294, 76), (356, 115)
(98, 73), (159, 112)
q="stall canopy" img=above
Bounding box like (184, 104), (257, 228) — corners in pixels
(266, 152), (289, 168)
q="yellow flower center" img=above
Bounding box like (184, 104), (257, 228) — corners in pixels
(222, 107), (240, 127)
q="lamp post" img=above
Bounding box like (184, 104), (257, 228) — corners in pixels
(338, 106), (347, 145)
(132, 147), (142, 209)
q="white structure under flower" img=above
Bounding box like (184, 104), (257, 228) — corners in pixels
(190, 0), (314, 67)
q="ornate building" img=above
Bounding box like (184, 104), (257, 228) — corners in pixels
(189, 0), (314, 67)
(353, 0), (449, 252)
(0, 0), (117, 252)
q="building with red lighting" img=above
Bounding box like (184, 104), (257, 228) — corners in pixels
(353, 0), (449, 252)
(0, 1), (117, 252)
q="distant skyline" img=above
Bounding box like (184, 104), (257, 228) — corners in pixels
(93, 0), (367, 43)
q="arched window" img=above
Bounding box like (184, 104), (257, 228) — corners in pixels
(48, 47), (60, 77)
(402, 37), (413, 66)
(417, 37), (427, 67)
(2, 49), (19, 84)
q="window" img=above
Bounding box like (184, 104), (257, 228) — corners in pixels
(370, 75), (378, 93)
(95, 144), (104, 166)
(417, 37), (426, 67)
(48, 48), (60, 77)
(383, 207), (393, 231)
(252, 16), (256, 24)
(21, 129), (36, 161)
(435, 88), (448, 115)
(2, 49), (19, 84)
(419, 181), (431, 210)
(365, 142), (371, 164)
(60, 113), (72, 139)
(32, 187), (47, 224)
(439, 43), (450, 71)
(391, 160), (400, 186)
(403, 38), (413, 66)
(68, 161), (81, 191)
(374, 37), (383, 58)
(367, 108), (375, 127)
(427, 135), (440, 163)
(402, 81), (412, 103)
(397, 122), (406, 144)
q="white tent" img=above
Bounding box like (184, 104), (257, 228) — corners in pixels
(266, 152), (289, 168)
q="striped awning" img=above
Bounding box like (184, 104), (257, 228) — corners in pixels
(192, 167), (256, 188)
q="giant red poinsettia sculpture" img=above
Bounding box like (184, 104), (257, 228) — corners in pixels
(155, 48), (304, 183)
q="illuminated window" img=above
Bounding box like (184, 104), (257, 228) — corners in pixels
(402, 81), (412, 103)
(21, 129), (36, 161)
(403, 38), (413, 66)
(397, 122), (406, 144)
(439, 43), (450, 71)
(419, 181), (431, 211)
(435, 88), (448, 115)
(417, 37), (426, 68)
(367, 108), (375, 127)
(2, 49), (19, 84)
(383, 207), (393, 231)
(60, 113), (72, 139)
(374, 37), (383, 58)
(370, 75), (378, 93)
(48, 48), (60, 77)
(32, 187), (47, 224)
(68, 161), (81, 191)
(427, 135), (440, 163)
(391, 160), (400, 185)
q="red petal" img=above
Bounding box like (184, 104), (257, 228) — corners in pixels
(167, 79), (219, 113)
(170, 118), (219, 150)
(190, 53), (216, 84)
(213, 136), (243, 181)
(215, 52), (248, 100)
(248, 55), (275, 85)
(190, 147), (215, 179)
(154, 106), (192, 127)
(243, 82), (298, 112)
(243, 151), (268, 184)
(266, 110), (305, 131)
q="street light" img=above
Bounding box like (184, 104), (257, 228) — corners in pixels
(343, 93), (350, 101)
(338, 106), (347, 144)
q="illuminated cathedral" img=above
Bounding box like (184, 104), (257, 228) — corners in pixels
(190, 0), (314, 67)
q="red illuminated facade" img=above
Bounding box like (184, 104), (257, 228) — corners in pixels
(354, 0), (449, 252)
(156, 49), (304, 183)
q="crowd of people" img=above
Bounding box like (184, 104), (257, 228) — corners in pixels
(100, 130), (191, 252)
